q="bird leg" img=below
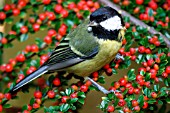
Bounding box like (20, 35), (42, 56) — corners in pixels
(86, 77), (117, 94)
(115, 53), (124, 61)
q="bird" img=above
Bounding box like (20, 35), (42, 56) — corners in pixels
(11, 6), (126, 93)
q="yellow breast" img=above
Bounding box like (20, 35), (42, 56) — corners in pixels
(66, 40), (122, 76)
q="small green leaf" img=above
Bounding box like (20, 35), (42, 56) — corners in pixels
(60, 104), (70, 112)
(65, 88), (72, 96)
(30, 98), (35, 106)
(158, 100), (163, 105)
(127, 69), (136, 81)
(148, 99), (156, 104)
(70, 98), (78, 103)
(78, 98), (85, 105)
(3, 104), (11, 108)
(77, 92), (86, 98)
(154, 84), (159, 92)
(20, 34), (28, 42)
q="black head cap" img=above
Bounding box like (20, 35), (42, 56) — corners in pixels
(90, 6), (124, 26)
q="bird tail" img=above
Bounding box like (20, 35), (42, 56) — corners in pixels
(11, 66), (48, 92)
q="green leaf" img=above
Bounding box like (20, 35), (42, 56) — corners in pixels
(154, 84), (159, 92)
(148, 99), (156, 104)
(137, 95), (144, 107)
(20, 34), (28, 42)
(100, 100), (108, 110)
(148, 8), (153, 17)
(127, 69), (136, 81)
(3, 104), (11, 108)
(78, 98), (85, 105)
(65, 88), (72, 96)
(158, 100), (163, 105)
(77, 92), (86, 98)
(5, 18), (13, 24)
(30, 98), (35, 106)
(69, 98), (78, 103)
(166, 97), (170, 104)
(60, 104), (70, 112)
(143, 88), (151, 97)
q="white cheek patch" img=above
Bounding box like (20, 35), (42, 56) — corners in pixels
(100, 16), (123, 31)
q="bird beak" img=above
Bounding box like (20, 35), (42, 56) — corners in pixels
(88, 21), (98, 27)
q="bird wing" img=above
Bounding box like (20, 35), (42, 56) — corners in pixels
(45, 19), (99, 71)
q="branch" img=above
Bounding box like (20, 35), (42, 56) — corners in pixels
(98, 0), (170, 48)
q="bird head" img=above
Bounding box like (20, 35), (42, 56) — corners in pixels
(88, 6), (125, 41)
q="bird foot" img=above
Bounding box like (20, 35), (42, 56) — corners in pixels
(86, 77), (119, 94)
(115, 53), (124, 61)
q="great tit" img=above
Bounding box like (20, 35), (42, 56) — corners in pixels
(11, 6), (125, 92)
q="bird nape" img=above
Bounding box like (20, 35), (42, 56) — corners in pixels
(10, 6), (125, 94)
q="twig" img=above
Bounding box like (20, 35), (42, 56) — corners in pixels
(98, 0), (170, 48)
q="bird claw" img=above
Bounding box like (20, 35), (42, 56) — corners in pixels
(115, 53), (124, 61)
(86, 77), (119, 94)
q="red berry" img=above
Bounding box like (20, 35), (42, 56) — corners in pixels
(113, 0), (120, 3)
(128, 86), (134, 94)
(0, 93), (4, 99)
(61, 96), (69, 103)
(4, 93), (11, 100)
(162, 72), (168, 78)
(5, 64), (13, 72)
(136, 0), (143, 5)
(53, 78), (61, 86)
(47, 90), (55, 98)
(47, 12), (56, 20)
(154, 41), (160, 46)
(147, 59), (154, 66)
(39, 13), (46, 21)
(0, 105), (2, 112)
(119, 78), (127, 86)
(143, 102), (148, 109)
(114, 82), (120, 89)
(48, 29), (57, 37)
(138, 46), (145, 53)
(31, 44), (39, 52)
(34, 91), (42, 99)
(148, 1), (158, 10)
(12, 8), (20, 16)
(150, 69), (157, 79)
(61, 9), (68, 18)
(118, 99), (126, 107)
(67, 3), (76, 9)
(151, 92), (157, 98)
(165, 66), (170, 74)
(44, 35), (52, 44)
(16, 54), (26, 62)
(0, 12), (6, 20)
(20, 26), (28, 34)
(107, 106), (115, 112)
(130, 48), (136, 55)
(54, 4), (63, 13)
(132, 100), (138, 107)
(25, 45), (31, 52)
(33, 103), (40, 109)
(92, 72), (98, 78)
(3, 4), (11, 11)
(0, 37), (8, 44)
(122, 0), (130, 6)
(58, 27), (67, 36)
(134, 106), (140, 112)
(80, 85), (88, 92)
(145, 48), (151, 54)
(33, 23), (40, 32)
(26, 66), (36, 75)
(43, 0), (51, 5)
(70, 93), (77, 98)
(103, 64), (110, 69)
(134, 88), (140, 94)
(131, 55), (136, 61)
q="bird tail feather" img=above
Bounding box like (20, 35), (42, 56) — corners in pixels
(11, 66), (48, 92)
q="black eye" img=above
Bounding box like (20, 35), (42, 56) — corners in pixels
(103, 16), (107, 20)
